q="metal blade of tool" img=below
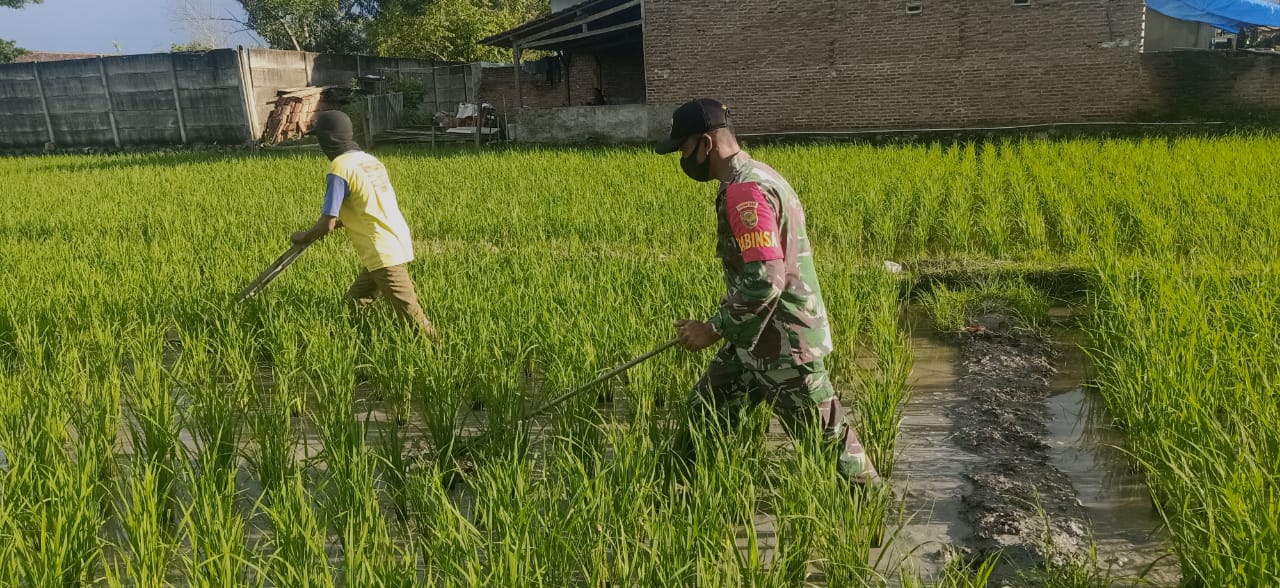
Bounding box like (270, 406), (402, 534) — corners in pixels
(235, 242), (311, 303)
(451, 338), (680, 461)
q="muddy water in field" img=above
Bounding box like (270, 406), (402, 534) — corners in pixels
(880, 311), (979, 581)
(1045, 387), (1180, 584)
(1044, 322), (1180, 584)
(885, 309), (1178, 585)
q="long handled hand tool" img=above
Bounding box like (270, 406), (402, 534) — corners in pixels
(528, 338), (679, 421)
(235, 242), (311, 303)
(451, 338), (680, 461)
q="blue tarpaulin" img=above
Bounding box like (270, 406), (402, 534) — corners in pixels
(1147, 0), (1280, 33)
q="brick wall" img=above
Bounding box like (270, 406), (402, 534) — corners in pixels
(599, 49), (646, 105)
(1141, 50), (1280, 119)
(566, 53), (599, 106)
(642, 0), (1280, 132)
(564, 50), (645, 105)
(478, 65), (567, 110)
(478, 47), (647, 112)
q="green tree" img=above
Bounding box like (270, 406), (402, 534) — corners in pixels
(171, 41), (215, 52)
(0, 38), (28, 63)
(231, 0), (376, 53)
(2, 0), (41, 64)
(368, 0), (546, 62)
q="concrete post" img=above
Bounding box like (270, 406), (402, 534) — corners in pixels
(31, 62), (55, 147)
(514, 45), (524, 110)
(168, 54), (188, 144)
(514, 45), (523, 144)
(365, 95), (375, 148)
(97, 57), (121, 148)
(431, 64), (440, 115)
(235, 47), (257, 144)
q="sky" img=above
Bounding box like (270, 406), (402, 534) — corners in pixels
(0, 0), (263, 54)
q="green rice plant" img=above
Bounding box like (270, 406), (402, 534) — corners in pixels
(327, 444), (416, 587)
(414, 345), (468, 461)
(941, 143), (978, 254)
(977, 142), (1013, 258)
(0, 367), (111, 587)
(107, 460), (181, 587)
(905, 144), (954, 256)
(918, 284), (971, 334)
(467, 455), (548, 586)
(243, 394), (298, 500)
(405, 466), (485, 584)
(898, 554), (999, 588)
(1088, 258), (1280, 585)
(120, 335), (184, 530)
(180, 453), (259, 588)
(1010, 155), (1049, 257)
(260, 474), (334, 587)
(851, 270), (912, 479)
(10, 135), (1280, 585)
(367, 325), (423, 424)
(919, 278), (1050, 333)
(176, 327), (251, 485)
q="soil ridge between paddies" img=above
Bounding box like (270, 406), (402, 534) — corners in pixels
(952, 311), (1089, 579)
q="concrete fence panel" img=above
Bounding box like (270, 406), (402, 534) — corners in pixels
(0, 64), (50, 148)
(103, 54), (183, 145)
(35, 58), (115, 147)
(173, 49), (250, 144)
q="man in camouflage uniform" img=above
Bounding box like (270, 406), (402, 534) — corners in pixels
(656, 98), (880, 487)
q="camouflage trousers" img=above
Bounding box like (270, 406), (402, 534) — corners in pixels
(674, 345), (880, 485)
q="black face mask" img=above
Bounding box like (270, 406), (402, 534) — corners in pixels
(311, 111), (361, 160)
(680, 144), (713, 182)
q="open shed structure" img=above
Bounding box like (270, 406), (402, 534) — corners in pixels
(482, 0), (644, 110)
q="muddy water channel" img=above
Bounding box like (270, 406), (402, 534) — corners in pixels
(885, 308), (1179, 586)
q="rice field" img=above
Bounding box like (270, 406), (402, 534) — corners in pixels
(0, 135), (1277, 586)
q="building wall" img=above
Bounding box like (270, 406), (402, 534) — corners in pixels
(1143, 49), (1280, 119)
(478, 47), (647, 113)
(512, 103), (674, 143)
(1144, 8), (1215, 52)
(478, 64), (568, 110)
(642, 0), (1280, 132)
(0, 48), (471, 150)
(598, 49), (646, 104)
(243, 49), (473, 134)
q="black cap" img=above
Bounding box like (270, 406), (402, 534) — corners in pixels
(654, 98), (731, 154)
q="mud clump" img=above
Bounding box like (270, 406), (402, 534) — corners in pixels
(953, 312), (1090, 581)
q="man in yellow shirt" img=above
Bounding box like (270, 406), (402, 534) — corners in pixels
(291, 111), (435, 337)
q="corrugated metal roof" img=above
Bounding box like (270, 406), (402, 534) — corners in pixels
(479, 0), (637, 48)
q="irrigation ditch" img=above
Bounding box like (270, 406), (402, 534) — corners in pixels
(881, 263), (1181, 586)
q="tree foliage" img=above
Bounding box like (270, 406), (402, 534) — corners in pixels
(232, 0), (377, 53)
(368, 0), (547, 62)
(0, 39), (29, 64)
(171, 41), (215, 52)
(228, 0), (546, 61)
(2, 0), (40, 64)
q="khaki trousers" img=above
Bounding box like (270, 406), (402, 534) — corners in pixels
(345, 264), (432, 334)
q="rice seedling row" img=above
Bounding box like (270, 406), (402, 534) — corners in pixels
(2, 135), (1277, 586)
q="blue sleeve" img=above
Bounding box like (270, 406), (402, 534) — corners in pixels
(321, 173), (348, 217)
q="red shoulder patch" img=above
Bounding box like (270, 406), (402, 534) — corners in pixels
(725, 182), (783, 263)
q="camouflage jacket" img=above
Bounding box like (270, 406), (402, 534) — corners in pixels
(709, 153), (833, 370)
